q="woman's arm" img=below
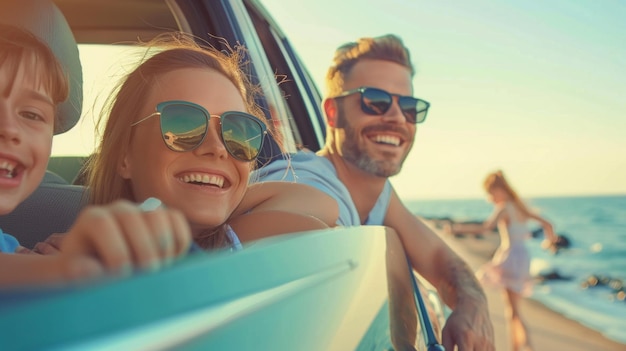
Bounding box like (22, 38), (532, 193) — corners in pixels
(0, 199), (192, 287)
(528, 212), (557, 243)
(0, 253), (103, 286)
(60, 200), (191, 273)
(445, 205), (503, 236)
(229, 210), (331, 243)
(233, 182), (339, 227)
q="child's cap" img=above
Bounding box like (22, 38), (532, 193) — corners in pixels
(0, 0), (83, 135)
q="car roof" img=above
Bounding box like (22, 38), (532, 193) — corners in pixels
(54, 0), (325, 151)
(55, 0), (178, 43)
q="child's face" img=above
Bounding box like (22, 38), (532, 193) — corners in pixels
(119, 68), (252, 235)
(0, 63), (55, 215)
(487, 187), (507, 204)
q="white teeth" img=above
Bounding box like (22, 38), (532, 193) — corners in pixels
(373, 135), (401, 146)
(0, 161), (16, 172)
(0, 160), (17, 178)
(179, 173), (225, 188)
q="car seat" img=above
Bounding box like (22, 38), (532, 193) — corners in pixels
(0, 172), (87, 249)
(0, 0), (87, 248)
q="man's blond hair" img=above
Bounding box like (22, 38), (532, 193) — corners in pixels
(325, 34), (414, 97)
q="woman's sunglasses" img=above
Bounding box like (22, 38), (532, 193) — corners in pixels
(336, 87), (430, 124)
(131, 100), (267, 162)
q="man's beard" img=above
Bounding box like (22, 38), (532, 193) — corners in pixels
(336, 106), (410, 177)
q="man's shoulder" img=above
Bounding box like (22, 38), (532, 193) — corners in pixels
(291, 150), (334, 169)
(253, 150), (349, 203)
(253, 150), (335, 180)
(286, 149), (327, 164)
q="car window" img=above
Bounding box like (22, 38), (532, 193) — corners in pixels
(246, 2), (325, 151)
(51, 1), (313, 161)
(51, 44), (147, 158)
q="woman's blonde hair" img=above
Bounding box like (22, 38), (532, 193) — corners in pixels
(483, 170), (532, 219)
(87, 33), (271, 248)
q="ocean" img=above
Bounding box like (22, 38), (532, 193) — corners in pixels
(404, 195), (626, 344)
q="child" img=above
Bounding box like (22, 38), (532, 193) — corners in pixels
(447, 170), (557, 351)
(0, 25), (192, 286)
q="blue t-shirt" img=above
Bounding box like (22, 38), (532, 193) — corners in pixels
(252, 150), (391, 226)
(0, 228), (19, 253)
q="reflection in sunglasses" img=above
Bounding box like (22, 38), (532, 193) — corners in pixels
(165, 125), (205, 152)
(133, 101), (267, 162)
(363, 96), (388, 115)
(225, 139), (253, 160)
(336, 87), (430, 124)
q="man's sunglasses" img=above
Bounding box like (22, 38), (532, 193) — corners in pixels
(131, 100), (267, 162)
(336, 87), (430, 124)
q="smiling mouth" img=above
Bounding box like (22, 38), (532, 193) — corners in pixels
(178, 173), (226, 188)
(370, 134), (402, 147)
(0, 159), (19, 179)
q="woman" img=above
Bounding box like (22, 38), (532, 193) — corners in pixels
(446, 170), (556, 351)
(84, 33), (338, 265)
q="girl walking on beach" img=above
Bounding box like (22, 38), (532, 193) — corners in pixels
(446, 170), (557, 351)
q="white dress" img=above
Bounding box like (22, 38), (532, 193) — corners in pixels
(476, 202), (533, 296)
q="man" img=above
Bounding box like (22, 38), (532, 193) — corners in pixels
(254, 34), (494, 350)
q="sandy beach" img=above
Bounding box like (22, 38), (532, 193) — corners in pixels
(428, 221), (626, 351)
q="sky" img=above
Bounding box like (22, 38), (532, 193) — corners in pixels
(258, 0), (626, 200)
(52, 0), (626, 200)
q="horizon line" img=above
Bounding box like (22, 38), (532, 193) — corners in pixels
(402, 192), (626, 202)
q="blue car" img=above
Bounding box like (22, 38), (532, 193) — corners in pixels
(0, 1), (446, 350)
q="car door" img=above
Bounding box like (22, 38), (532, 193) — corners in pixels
(0, 0), (445, 349)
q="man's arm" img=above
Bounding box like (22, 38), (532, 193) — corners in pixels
(384, 190), (484, 307)
(384, 189), (494, 350)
